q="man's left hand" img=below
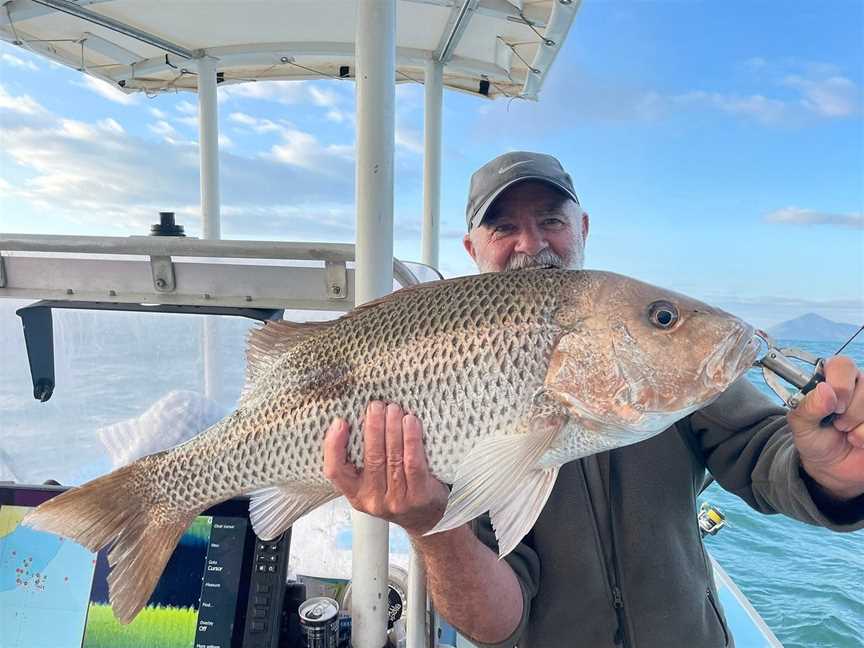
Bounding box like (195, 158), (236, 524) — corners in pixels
(789, 356), (864, 501)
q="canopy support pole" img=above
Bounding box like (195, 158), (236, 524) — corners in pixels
(421, 58), (443, 268)
(197, 55), (223, 404)
(352, 2), (396, 647)
(407, 55), (444, 648)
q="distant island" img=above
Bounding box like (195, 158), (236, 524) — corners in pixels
(768, 313), (861, 343)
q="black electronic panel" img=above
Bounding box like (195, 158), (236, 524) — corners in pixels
(0, 483), (289, 648)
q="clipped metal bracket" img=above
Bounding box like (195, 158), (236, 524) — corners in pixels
(0, 252), (6, 288)
(325, 260), (347, 300)
(149, 255), (176, 292)
(17, 305), (55, 402)
(15, 300), (283, 402)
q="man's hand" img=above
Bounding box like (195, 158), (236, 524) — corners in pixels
(789, 356), (864, 500)
(323, 401), (450, 536)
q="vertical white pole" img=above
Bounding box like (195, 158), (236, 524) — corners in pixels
(197, 56), (223, 404)
(353, 2), (395, 647)
(407, 56), (443, 648)
(421, 58), (443, 268)
(197, 56), (221, 240)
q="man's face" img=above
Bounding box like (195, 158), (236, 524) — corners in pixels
(464, 180), (589, 273)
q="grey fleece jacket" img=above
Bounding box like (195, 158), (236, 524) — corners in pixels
(468, 377), (864, 648)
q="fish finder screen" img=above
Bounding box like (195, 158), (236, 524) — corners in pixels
(0, 492), (254, 648)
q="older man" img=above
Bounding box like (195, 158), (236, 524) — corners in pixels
(324, 152), (864, 647)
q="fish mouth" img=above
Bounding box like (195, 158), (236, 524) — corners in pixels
(702, 322), (758, 390)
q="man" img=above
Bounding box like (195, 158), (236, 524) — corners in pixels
(323, 152), (864, 647)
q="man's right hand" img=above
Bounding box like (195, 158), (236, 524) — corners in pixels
(323, 401), (450, 537)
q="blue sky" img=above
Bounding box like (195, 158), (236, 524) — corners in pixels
(0, 0), (861, 328)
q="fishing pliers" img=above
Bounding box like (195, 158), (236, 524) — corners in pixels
(753, 329), (826, 410)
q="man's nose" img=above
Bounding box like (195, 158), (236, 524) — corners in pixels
(514, 226), (546, 256)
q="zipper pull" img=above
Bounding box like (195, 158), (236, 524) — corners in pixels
(612, 586), (624, 609)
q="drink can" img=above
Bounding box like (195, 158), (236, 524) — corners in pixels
(299, 596), (340, 648)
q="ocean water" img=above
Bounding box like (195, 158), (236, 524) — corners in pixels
(701, 340), (864, 648)
(0, 300), (862, 647)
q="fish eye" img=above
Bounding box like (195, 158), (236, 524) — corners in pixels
(648, 301), (678, 329)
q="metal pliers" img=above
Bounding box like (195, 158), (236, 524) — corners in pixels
(753, 329), (826, 410)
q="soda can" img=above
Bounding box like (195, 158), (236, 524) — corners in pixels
(299, 596), (340, 648)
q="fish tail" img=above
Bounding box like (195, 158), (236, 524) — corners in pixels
(23, 461), (199, 624)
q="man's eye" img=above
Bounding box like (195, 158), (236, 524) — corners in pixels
(493, 225), (515, 235)
(542, 217), (565, 227)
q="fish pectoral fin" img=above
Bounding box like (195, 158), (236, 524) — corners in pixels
(424, 417), (563, 552)
(249, 484), (338, 541)
(489, 466), (559, 557)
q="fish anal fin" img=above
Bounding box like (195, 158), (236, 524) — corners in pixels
(424, 412), (565, 550)
(249, 484), (338, 541)
(23, 461), (200, 624)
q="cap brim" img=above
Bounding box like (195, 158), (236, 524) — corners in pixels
(469, 176), (579, 230)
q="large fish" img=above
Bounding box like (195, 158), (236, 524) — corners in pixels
(24, 268), (758, 623)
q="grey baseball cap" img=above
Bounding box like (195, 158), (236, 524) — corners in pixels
(466, 151), (579, 231)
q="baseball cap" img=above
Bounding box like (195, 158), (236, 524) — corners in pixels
(465, 151), (580, 231)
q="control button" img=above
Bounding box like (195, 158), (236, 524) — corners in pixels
(254, 595), (269, 606)
(267, 555), (278, 563)
(258, 543), (267, 551)
(252, 607), (267, 618)
(256, 583), (270, 593)
(269, 543), (280, 551)
(257, 564), (267, 572)
(250, 620), (265, 633)
(267, 565), (276, 572)
(257, 554), (268, 562)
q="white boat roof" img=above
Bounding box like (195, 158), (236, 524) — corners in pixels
(0, 0), (581, 99)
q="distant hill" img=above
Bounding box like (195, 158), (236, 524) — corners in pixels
(768, 313), (860, 343)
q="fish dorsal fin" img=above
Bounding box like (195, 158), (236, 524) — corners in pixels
(248, 483), (338, 541)
(424, 409), (566, 555)
(242, 320), (337, 401)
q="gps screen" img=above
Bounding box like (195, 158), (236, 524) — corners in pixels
(0, 488), (254, 648)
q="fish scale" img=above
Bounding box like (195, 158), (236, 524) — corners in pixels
(23, 268), (758, 624)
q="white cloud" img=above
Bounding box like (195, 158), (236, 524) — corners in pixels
(673, 91), (789, 124)
(325, 108), (350, 123)
(395, 126), (423, 155)
(0, 84), (355, 236)
(176, 100), (197, 115)
(220, 80), (322, 105)
(308, 86), (339, 108)
(765, 207), (864, 229)
(79, 75), (139, 105)
(229, 112), (281, 133)
(218, 134), (233, 148)
(175, 116), (199, 128)
(150, 107), (167, 119)
(97, 118), (124, 134)
(0, 84), (45, 115)
(1, 53), (38, 71)
(478, 58), (861, 131)
(782, 75), (859, 117)
(268, 127), (354, 173)
(149, 120), (178, 138)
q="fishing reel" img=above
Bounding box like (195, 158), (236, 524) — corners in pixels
(697, 502), (727, 537)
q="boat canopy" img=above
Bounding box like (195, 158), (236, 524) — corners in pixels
(0, 0), (579, 99)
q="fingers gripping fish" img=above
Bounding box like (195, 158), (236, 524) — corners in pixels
(23, 269), (758, 623)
